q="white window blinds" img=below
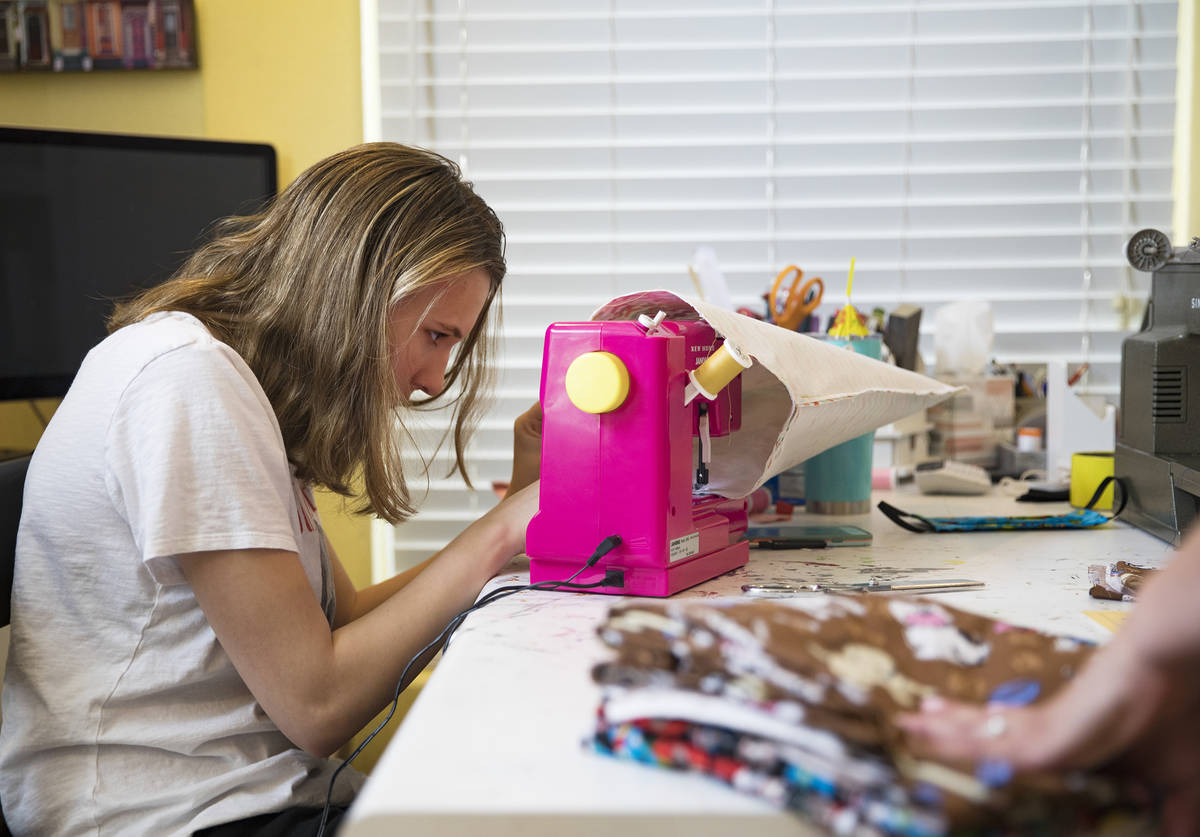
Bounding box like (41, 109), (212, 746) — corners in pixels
(364, 0), (1178, 573)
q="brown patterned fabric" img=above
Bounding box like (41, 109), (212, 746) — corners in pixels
(1088, 561), (1154, 601)
(592, 595), (1152, 834)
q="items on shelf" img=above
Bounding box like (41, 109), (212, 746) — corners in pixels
(0, 0), (196, 73)
(873, 409), (932, 473)
(927, 372), (1015, 469)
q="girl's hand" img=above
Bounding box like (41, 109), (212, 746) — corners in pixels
(479, 479), (540, 567)
(509, 403), (542, 495)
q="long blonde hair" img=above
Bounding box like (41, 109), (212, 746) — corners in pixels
(109, 143), (505, 524)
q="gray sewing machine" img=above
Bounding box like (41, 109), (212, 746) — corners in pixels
(1116, 229), (1200, 544)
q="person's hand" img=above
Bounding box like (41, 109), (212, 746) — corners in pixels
(478, 479), (540, 568)
(897, 640), (1200, 835)
(509, 402), (542, 495)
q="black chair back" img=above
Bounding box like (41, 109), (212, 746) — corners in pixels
(0, 455), (30, 628)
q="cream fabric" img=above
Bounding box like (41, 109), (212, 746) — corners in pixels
(592, 291), (960, 497)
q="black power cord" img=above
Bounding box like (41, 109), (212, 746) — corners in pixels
(314, 534), (622, 837)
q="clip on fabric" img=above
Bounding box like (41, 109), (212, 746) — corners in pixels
(879, 476), (1126, 534)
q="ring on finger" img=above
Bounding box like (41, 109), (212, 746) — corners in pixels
(980, 713), (1008, 738)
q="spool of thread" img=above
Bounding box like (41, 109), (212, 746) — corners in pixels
(1016, 426), (1043, 452)
(872, 467), (898, 490)
(688, 342), (752, 400)
(748, 487), (772, 514)
(1070, 451), (1114, 509)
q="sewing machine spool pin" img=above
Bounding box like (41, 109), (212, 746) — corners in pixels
(637, 311), (668, 335)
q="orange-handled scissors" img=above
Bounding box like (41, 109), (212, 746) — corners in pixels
(770, 265), (824, 331)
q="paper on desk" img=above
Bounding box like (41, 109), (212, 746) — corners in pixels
(1083, 610), (1129, 633)
(592, 290), (960, 499)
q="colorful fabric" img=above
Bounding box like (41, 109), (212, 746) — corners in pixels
(591, 595), (1152, 835)
(879, 500), (1109, 533)
(1088, 561), (1154, 602)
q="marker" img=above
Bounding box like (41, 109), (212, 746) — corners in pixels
(748, 538), (830, 549)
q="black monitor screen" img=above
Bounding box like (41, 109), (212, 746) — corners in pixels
(0, 127), (277, 399)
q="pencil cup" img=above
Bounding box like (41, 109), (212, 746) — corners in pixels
(803, 335), (882, 515)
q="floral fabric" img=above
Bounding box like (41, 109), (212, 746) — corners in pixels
(1087, 561), (1154, 602)
(591, 595), (1152, 835)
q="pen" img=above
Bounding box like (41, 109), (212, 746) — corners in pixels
(748, 538), (829, 549)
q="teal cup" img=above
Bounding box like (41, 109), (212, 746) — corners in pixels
(804, 334), (882, 515)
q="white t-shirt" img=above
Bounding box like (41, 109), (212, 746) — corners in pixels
(0, 312), (363, 836)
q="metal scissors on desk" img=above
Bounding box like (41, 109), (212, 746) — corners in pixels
(770, 265), (823, 331)
(742, 578), (984, 596)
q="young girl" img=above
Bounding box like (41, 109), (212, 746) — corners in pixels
(0, 143), (540, 835)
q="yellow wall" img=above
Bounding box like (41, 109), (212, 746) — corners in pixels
(196, 0), (364, 187)
(0, 70), (206, 134)
(0, 0), (371, 587)
(0, 400), (58, 455)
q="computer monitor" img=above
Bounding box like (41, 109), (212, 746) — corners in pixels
(0, 127), (277, 399)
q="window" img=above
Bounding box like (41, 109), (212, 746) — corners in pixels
(364, 0), (1178, 571)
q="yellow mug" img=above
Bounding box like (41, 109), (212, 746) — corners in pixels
(1070, 451), (1114, 510)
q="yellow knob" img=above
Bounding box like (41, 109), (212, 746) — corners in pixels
(565, 351), (629, 414)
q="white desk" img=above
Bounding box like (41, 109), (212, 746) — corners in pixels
(341, 490), (1172, 837)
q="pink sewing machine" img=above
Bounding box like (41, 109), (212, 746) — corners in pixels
(526, 313), (752, 596)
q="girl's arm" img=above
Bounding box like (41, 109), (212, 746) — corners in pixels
(326, 538), (433, 629)
(328, 401), (547, 627)
(177, 482), (539, 758)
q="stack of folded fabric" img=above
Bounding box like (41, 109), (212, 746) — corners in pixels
(590, 595), (1151, 836)
(1088, 562), (1154, 602)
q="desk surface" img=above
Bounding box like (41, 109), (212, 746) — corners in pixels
(342, 490), (1172, 837)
